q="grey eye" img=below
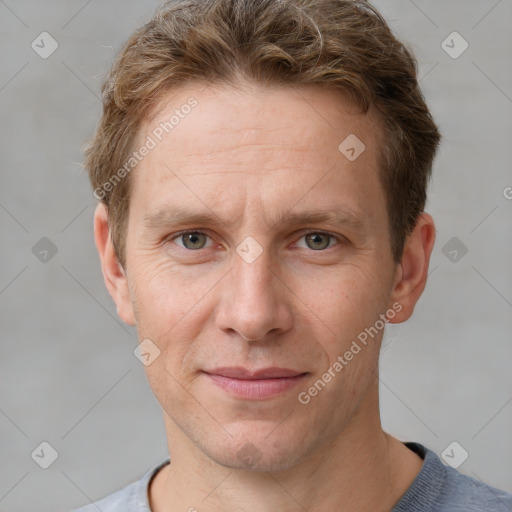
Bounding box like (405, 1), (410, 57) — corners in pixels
(179, 232), (208, 250)
(304, 232), (332, 250)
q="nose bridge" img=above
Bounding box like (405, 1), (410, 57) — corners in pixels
(215, 237), (290, 341)
(232, 239), (276, 306)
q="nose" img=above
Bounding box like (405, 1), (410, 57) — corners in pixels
(215, 247), (293, 342)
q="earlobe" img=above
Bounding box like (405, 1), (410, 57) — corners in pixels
(93, 203), (136, 326)
(388, 213), (436, 324)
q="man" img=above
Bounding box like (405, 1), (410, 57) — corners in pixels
(72, 0), (512, 510)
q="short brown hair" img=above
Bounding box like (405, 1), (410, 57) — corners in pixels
(85, 0), (441, 268)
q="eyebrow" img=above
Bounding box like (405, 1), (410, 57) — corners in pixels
(142, 205), (366, 232)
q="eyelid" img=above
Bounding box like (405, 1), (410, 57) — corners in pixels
(168, 229), (345, 250)
(292, 229), (344, 249)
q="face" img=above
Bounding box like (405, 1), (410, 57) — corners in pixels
(105, 81), (417, 471)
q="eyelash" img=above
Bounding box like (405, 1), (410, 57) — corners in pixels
(168, 230), (344, 251)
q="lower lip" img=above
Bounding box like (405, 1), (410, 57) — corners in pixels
(204, 373), (308, 400)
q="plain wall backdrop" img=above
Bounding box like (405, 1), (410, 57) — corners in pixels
(0, 1), (511, 511)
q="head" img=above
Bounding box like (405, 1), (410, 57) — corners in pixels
(90, 0), (440, 471)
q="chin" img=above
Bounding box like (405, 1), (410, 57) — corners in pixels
(210, 445), (304, 472)
(199, 427), (311, 472)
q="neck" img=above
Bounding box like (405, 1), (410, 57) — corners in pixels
(149, 391), (423, 512)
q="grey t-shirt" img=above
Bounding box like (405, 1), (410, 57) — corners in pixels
(70, 442), (512, 511)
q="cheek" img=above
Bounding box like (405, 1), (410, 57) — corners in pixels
(129, 254), (205, 322)
(293, 263), (391, 348)
(128, 255), (220, 368)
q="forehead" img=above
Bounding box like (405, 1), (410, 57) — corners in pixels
(141, 80), (383, 158)
(130, 80), (386, 226)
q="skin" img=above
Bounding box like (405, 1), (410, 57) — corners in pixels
(94, 80), (436, 512)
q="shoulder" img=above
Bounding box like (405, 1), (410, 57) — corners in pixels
(68, 458), (171, 512)
(440, 462), (512, 511)
(396, 442), (512, 512)
(68, 480), (140, 512)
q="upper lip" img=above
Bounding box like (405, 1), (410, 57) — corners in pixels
(203, 367), (307, 380)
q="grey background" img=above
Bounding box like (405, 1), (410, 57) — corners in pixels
(0, 1), (511, 511)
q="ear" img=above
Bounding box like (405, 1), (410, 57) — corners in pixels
(93, 202), (136, 326)
(388, 212), (436, 323)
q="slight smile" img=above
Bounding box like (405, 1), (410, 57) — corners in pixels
(202, 367), (310, 400)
